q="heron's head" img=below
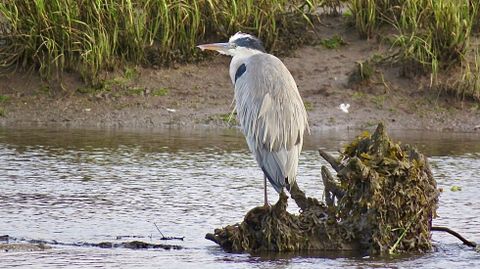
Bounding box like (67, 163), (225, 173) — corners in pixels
(197, 32), (266, 57)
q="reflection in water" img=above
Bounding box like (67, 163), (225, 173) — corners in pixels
(2, 127), (480, 155)
(0, 127), (479, 269)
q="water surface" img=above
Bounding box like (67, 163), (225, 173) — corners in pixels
(0, 127), (479, 268)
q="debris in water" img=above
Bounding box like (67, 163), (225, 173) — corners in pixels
(450, 185), (462, 192)
(2, 235), (184, 251)
(207, 123), (440, 255)
(154, 222), (185, 241)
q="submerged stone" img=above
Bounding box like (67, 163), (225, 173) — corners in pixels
(0, 243), (51, 252)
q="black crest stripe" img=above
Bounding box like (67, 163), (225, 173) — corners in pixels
(235, 63), (246, 83)
(234, 37), (266, 52)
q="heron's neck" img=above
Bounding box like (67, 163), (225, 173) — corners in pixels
(229, 49), (263, 85)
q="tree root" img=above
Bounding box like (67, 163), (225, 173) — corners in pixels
(431, 226), (477, 248)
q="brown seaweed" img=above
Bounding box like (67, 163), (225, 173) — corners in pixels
(206, 123), (439, 255)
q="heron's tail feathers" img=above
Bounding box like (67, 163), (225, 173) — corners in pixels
(261, 171), (297, 195)
(261, 167), (283, 193)
(257, 145), (300, 194)
(285, 176), (296, 192)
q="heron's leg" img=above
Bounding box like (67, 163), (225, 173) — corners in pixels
(264, 175), (268, 206)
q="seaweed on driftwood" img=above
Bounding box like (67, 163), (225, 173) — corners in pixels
(206, 123), (440, 255)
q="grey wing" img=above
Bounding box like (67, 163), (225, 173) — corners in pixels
(234, 54), (309, 192)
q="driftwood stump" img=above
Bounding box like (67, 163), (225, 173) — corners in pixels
(206, 123), (439, 255)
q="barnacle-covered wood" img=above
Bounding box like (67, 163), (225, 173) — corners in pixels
(206, 123), (439, 255)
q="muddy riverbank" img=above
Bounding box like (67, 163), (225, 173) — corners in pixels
(1, 16), (479, 132)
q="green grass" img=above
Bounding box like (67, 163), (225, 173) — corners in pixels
(343, 8), (352, 18)
(128, 87), (145, 96)
(320, 35), (346, 49)
(77, 84), (110, 95)
(304, 101), (313, 111)
(356, 60), (374, 81)
(351, 91), (366, 100)
(456, 48), (480, 101)
(123, 67), (139, 81)
(349, 0), (378, 39)
(349, 0), (405, 39)
(214, 112), (237, 125)
(349, 58), (377, 84)
(439, 47), (480, 101)
(152, 88), (169, 96)
(392, 0), (477, 78)
(0, 0), (323, 83)
(349, 0), (480, 99)
(350, 0), (477, 71)
(111, 67), (139, 85)
(372, 94), (386, 109)
(318, 0), (347, 15)
(0, 95), (9, 103)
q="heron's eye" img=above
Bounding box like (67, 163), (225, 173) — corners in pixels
(230, 43), (238, 49)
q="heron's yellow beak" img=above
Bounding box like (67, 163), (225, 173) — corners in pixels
(196, 42), (229, 53)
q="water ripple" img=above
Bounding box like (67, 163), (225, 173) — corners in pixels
(0, 128), (479, 268)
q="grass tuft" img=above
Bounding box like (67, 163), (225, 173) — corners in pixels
(303, 101), (313, 111)
(0, 95), (9, 103)
(0, 0), (323, 83)
(349, 0), (378, 39)
(152, 88), (169, 97)
(391, 0), (477, 79)
(349, 0), (480, 99)
(437, 47), (480, 101)
(320, 35), (346, 49)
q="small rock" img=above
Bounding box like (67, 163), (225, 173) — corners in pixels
(0, 243), (51, 252)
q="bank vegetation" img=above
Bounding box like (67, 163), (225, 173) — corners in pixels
(0, 0), (479, 100)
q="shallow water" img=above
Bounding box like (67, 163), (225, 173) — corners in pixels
(0, 127), (479, 269)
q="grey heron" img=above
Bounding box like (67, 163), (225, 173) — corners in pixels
(197, 32), (309, 206)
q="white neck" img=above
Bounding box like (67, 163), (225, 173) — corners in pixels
(229, 48), (263, 85)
